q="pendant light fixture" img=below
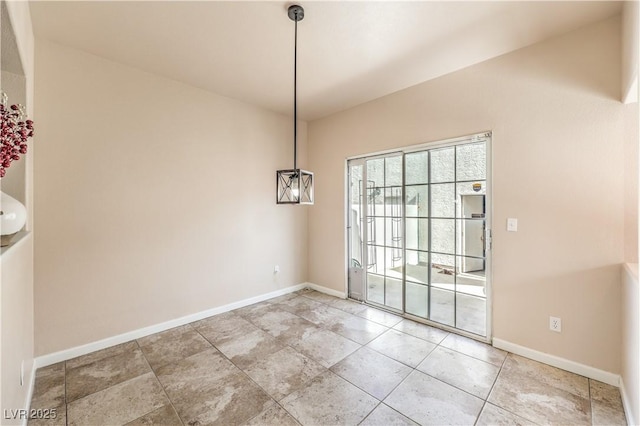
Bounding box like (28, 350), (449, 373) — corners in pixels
(277, 4), (314, 205)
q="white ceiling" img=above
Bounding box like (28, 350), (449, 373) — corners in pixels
(29, 1), (622, 120)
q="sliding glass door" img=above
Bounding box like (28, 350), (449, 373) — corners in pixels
(347, 134), (490, 338)
(347, 154), (404, 311)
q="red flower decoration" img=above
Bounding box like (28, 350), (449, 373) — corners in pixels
(1, 92), (34, 178)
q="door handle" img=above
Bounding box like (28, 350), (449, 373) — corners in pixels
(484, 228), (492, 252)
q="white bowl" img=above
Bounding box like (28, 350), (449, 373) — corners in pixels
(1, 191), (27, 236)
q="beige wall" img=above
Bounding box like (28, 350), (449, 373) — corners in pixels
(34, 39), (308, 356)
(622, 0), (639, 104)
(1, 0), (35, 421)
(625, 99), (639, 263)
(308, 16), (636, 374)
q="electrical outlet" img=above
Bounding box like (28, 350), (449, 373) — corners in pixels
(549, 316), (562, 333)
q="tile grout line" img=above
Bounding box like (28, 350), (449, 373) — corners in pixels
(309, 290), (592, 424)
(329, 336), (488, 423)
(227, 293), (385, 424)
(303, 292), (511, 419)
(481, 354), (546, 426)
(191, 317), (311, 425)
(190, 326), (272, 424)
(356, 400), (385, 426)
(64, 361), (68, 426)
(473, 346), (510, 426)
(230, 310), (330, 423)
(135, 337), (186, 426)
(220, 302), (364, 373)
(346, 326), (443, 425)
(363, 329), (436, 370)
(120, 340), (171, 425)
(239, 299), (401, 417)
(371, 365), (425, 426)
(63, 341), (144, 405)
(143, 326), (242, 423)
(414, 367), (489, 403)
(588, 378), (594, 426)
(240, 363), (321, 426)
(473, 402), (486, 426)
(434, 333), (508, 368)
(272, 294), (380, 348)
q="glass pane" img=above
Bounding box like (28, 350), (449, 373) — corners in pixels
(366, 158), (384, 188)
(431, 219), (455, 254)
(431, 147), (455, 183)
(458, 192), (485, 219)
(431, 253), (455, 290)
(431, 183), (455, 218)
(385, 278), (403, 310)
(457, 181), (486, 197)
(349, 164), (363, 203)
(349, 164), (364, 267)
(385, 156), (403, 187)
(406, 281), (428, 318)
(457, 219), (485, 258)
(405, 185), (428, 218)
(369, 217), (384, 246)
(367, 273), (384, 305)
(367, 184), (383, 216)
(385, 187), (403, 217)
(456, 293), (486, 336)
(385, 218), (403, 248)
(456, 256), (486, 296)
(367, 245), (385, 275)
(405, 151), (429, 185)
(386, 247), (403, 279)
(405, 250), (429, 284)
(456, 142), (486, 181)
(405, 218), (429, 252)
(430, 287), (454, 326)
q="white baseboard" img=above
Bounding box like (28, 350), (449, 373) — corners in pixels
(35, 283), (308, 369)
(493, 338), (620, 387)
(619, 377), (637, 426)
(305, 282), (347, 298)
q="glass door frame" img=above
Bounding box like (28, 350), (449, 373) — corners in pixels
(345, 132), (493, 343)
(347, 151), (405, 313)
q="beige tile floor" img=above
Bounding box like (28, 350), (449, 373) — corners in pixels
(28, 289), (627, 426)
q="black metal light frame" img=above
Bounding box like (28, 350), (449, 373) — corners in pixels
(277, 4), (314, 205)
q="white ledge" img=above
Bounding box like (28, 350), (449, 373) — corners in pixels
(0, 230), (30, 256)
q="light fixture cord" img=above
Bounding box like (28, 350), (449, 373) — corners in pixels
(293, 9), (298, 171)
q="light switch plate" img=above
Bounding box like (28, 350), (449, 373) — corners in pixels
(507, 218), (518, 232)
